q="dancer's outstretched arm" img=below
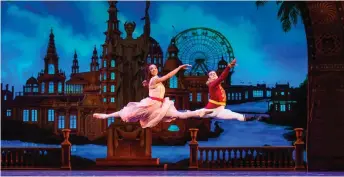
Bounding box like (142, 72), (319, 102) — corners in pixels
(152, 64), (191, 85)
(210, 59), (236, 86)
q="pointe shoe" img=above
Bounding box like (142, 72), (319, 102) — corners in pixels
(199, 110), (213, 118)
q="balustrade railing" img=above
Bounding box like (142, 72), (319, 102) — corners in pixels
(189, 128), (306, 170)
(1, 129), (71, 170)
(1, 148), (61, 169)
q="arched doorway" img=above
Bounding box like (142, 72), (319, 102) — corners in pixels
(305, 1), (344, 170)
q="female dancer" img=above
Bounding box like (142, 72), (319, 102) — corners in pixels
(93, 64), (212, 128)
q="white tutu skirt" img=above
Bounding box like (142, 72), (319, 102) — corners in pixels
(119, 97), (176, 128)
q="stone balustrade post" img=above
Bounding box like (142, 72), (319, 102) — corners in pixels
(61, 129), (71, 170)
(107, 126), (114, 157)
(189, 128), (199, 170)
(294, 128), (305, 171)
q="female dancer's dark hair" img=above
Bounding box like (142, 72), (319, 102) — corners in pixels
(144, 63), (155, 87)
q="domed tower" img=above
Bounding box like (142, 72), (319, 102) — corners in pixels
(163, 38), (183, 89)
(37, 28), (66, 95)
(217, 56), (233, 86)
(24, 77), (39, 96)
(217, 56), (227, 73)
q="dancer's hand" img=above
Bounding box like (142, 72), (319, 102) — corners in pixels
(228, 58), (237, 68)
(179, 64), (192, 70)
(93, 113), (107, 119)
(142, 80), (148, 87)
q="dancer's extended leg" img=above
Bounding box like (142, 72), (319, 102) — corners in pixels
(165, 108), (212, 119)
(93, 111), (120, 119)
(215, 109), (245, 121)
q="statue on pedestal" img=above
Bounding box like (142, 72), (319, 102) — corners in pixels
(115, 1), (151, 111)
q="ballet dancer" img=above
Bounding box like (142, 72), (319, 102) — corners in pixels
(200, 58), (255, 121)
(93, 64), (213, 128)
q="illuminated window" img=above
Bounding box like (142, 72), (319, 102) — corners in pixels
(110, 97), (115, 102)
(4, 95), (7, 101)
(58, 116), (65, 129)
(281, 92), (285, 96)
(280, 104), (286, 112)
(169, 76), (178, 88)
(245, 91), (248, 99)
(111, 60), (115, 67)
(49, 82), (54, 93)
(103, 98), (107, 102)
(111, 85), (115, 92)
(197, 93), (201, 102)
(103, 72), (107, 80)
(111, 72), (115, 80)
(25, 87), (31, 92)
(31, 110), (38, 122)
(103, 86), (107, 93)
(288, 104), (291, 111)
(70, 115), (77, 129)
(6, 109), (11, 117)
(103, 60), (107, 67)
(48, 64), (55, 74)
(189, 93), (192, 101)
(23, 110), (29, 122)
(108, 117), (115, 126)
(267, 90), (271, 97)
(48, 109), (55, 121)
(58, 82), (62, 93)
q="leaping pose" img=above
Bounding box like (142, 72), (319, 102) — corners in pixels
(199, 58), (255, 121)
(93, 64), (213, 128)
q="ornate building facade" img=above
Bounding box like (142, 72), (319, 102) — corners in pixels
(1, 2), (295, 144)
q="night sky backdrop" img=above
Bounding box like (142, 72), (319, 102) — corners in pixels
(1, 1), (307, 93)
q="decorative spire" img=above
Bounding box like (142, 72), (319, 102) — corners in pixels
(43, 28), (60, 75)
(105, 0), (121, 41)
(72, 50), (79, 75)
(90, 45), (99, 72)
(46, 28), (57, 56)
(74, 49), (78, 59)
(93, 45), (97, 55)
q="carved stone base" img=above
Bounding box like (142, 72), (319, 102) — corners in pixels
(95, 157), (160, 166)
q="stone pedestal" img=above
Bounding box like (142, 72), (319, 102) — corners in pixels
(96, 122), (159, 167)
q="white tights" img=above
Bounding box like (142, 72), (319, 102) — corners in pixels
(201, 106), (245, 121)
(164, 109), (205, 119)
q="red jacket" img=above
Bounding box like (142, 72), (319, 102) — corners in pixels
(205, 66), (231, 109)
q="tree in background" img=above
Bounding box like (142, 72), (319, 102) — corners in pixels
(256, 1), (307, 32)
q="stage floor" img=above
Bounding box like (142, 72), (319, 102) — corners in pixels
(2, 170), (344, 176)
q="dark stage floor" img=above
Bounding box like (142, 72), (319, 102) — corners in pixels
(1, 170), (344, 176)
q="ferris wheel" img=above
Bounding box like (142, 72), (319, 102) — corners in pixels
(172, 27), (235, 76)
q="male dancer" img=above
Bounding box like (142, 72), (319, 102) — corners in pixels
(201, 58), (255, 121)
